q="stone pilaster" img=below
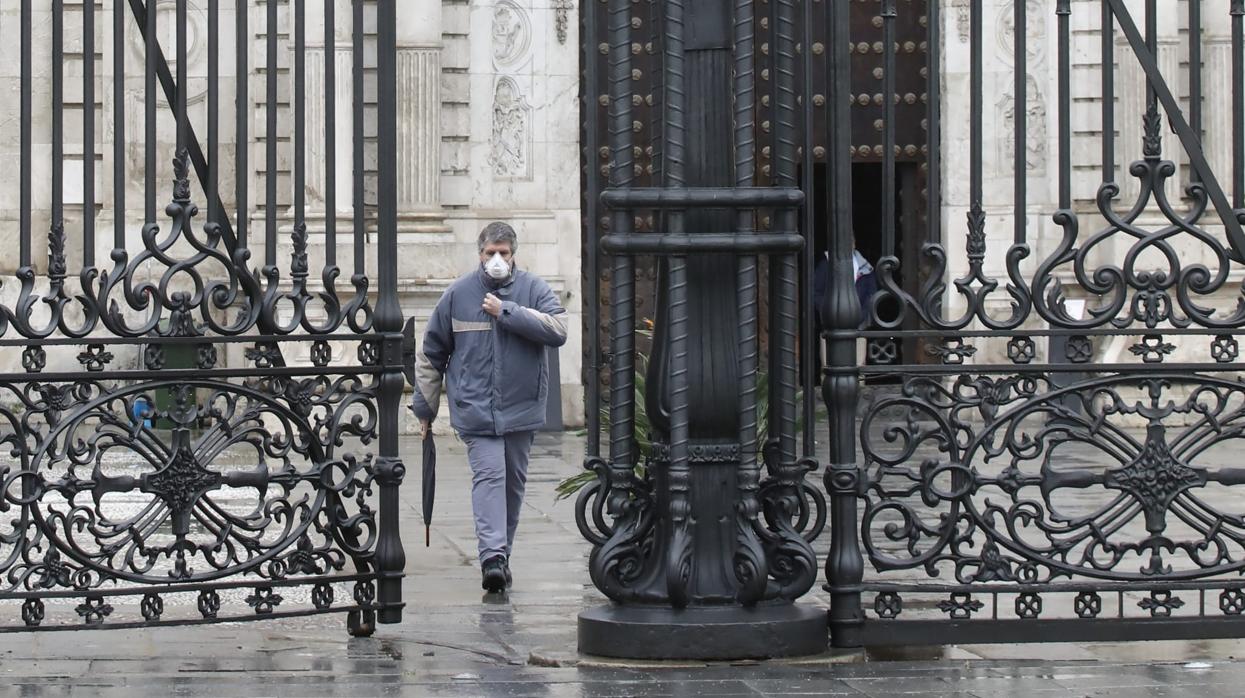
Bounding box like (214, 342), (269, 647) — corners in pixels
(300, 0), (354, 248)
(397, 48), (444, 230)
(395, 6), (447, 234)
(1202, 0), (1234, 182)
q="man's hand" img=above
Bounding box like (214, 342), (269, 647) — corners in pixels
(420, 419), (430, 438)
(482, 293), (503, 318)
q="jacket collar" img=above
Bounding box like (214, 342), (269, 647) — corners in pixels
(478, 265), (518, 292)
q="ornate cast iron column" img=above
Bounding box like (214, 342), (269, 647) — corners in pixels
(373, 0), (408, 627)
(822, 0), (864, 649)
(577, 0), (826, 660)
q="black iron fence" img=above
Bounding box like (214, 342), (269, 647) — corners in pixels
(580, 0), (1245, 649)
(0, 0), (407, 633)
(845, 0), (1245, 647)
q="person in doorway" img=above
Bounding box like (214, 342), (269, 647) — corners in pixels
(812, 247), (877, 380)
(852, 248), (877, 311)
(410, 222), (568, 593)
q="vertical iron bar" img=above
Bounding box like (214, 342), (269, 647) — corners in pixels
(773, 0), (798, 468)
(53, 0), (63, 238)
(325, 0), (337, 266)
(1189, 0), (1201, 185)
(20, 0), (30, 268)
(127, 0), (236, 247)
(799, 0), (815, 457)
(882, 0), (896, 258)
(734, 0), (763, 604)
(209, 0), (219, 225)
(1146, 0), (1157, 113)
(756, 0), (776, 452)
(18, 0), (32, 506)
(145, 0), (156, 224)
(607, 0), (636, 478)
(84, 0), (96, 267)
(583, 0), (601, 457)
(663, 0), (691, 607)
(970, 0), (982, 221)
(1233, 0), (1243, 207)
(646, 0), (662, 189)
(1059, 0), (1072, 210)
(114, 0), (125, 250)
(353, 0), (366, 276)
(177, 0), (188, 156)
(926, 0), (941, 247)
(374, 0), (406, 625)
(1110, 0), (1240, 248)
(237, 0), (248, 249)
(824, 0), (863, 649)
(1013, 0), (1026, 244)
(1103, 0), (1115, 186)
(295, 0), (306, 235)
(266, 0), (278, 268)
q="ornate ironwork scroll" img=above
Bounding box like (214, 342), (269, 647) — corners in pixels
(830, 0), (1245, 647)
(0, 0), (408, 633)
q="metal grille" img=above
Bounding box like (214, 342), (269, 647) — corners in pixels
(2, 0), (408, 633)
(838, 0), (1245, 647)
(579, 0), (1245, 648)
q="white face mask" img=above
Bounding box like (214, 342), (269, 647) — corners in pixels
(484, 252), (512, 280)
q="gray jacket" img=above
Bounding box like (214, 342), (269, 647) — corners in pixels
(411, 267), (568, 435)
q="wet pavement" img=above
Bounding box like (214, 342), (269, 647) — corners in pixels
(5, 432), (1245, 696)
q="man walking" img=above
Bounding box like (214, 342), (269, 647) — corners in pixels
(410, 222), (568, 592)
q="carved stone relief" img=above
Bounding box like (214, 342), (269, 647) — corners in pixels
(489, 78), (531, 179)
(555, 0), (573, 45)
(998, 1), (1047, 66)
(492, 1), (531, 68)
(997, 75), (1048, 175)
(951, 0), (970, 44)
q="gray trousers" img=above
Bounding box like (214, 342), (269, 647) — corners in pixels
(460, 431), (535, 564)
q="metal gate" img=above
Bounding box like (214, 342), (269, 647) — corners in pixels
(0, 0), (407, 633)
(579, 0), (1245, 649)
(834, 0), (1245, 647)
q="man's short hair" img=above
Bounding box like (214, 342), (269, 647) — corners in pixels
(478, 222), (518, 254)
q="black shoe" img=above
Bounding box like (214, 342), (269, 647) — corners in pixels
(503, 558), (513, 588)
(481, 556), (507, 593)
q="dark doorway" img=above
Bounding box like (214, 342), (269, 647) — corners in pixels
(804, 161), (916, 380)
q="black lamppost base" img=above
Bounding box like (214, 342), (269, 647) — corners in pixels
(577, 603), (827, 660)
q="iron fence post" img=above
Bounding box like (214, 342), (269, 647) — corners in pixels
(576, 0), (826, 660)
(374, 0), (407, 626)
(822, 0), (864, 649)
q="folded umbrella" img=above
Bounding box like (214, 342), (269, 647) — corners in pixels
(422, 431), (436, 547)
